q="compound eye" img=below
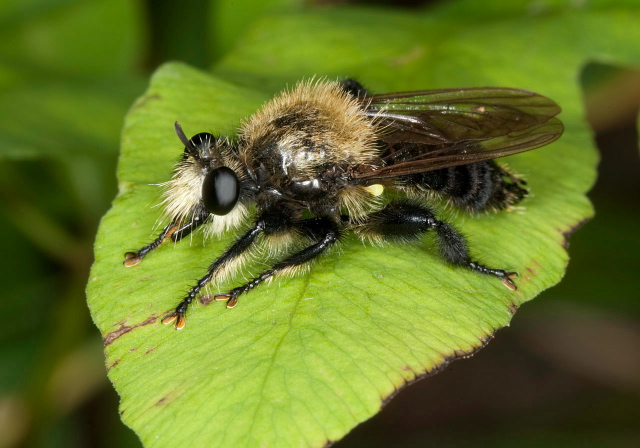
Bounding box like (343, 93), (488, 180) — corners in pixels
(201, 167), (239, 215)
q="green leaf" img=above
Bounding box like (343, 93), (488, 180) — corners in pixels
(87, 2), (640, 447)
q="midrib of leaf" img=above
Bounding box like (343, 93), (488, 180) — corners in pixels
(243, 277), (309, 446)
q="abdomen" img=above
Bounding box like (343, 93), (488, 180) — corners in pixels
(401, 161), (527, 212)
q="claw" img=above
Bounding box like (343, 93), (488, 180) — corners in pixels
(214, 293), (231, 302)
(502, 272), (518, 291)
(214, 292), (239, 308)
(161, 312), (178, 325)
(175, 314), (186, 330)
(123, 252), (142, 267)
(161, 312), (187, 330)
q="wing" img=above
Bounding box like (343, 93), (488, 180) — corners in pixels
(352, 87), (563, 179)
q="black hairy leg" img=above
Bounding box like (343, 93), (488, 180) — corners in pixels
(162, 205), (299, 329)
(123, 222), (177, 267)
(123, 209), (210, 266)
(356, 200), (518, 289)
(212, 216), (341, 308)
(171, 212), (209, 241)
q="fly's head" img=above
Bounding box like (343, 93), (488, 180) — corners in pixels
(162, 123), (249, 235)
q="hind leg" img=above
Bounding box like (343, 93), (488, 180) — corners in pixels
(355, 200), (517, 289)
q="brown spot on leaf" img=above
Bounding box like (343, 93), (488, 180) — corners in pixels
(107, 359), (121, 371)
(508, 303), (519, 314)
(154, 391), (179, 407)
(198, 293), (215, 305)
(103, 315), (157, 346)
(131, 93), (162, 111)
(526, 265), (537, 275)
(145, 347), (156, 355)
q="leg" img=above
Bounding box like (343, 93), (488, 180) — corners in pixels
(123, 209), (209, 266)
(170, 209), (210, 242)
(123, 222), (177, 267)
(162, 205), (298, 329)
(212, 217), (341, 308)
(355, 200), (517, 289)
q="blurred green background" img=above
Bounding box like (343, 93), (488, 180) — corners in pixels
(0, 0), (638, 447)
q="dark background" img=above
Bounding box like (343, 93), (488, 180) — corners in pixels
(0, 1), (638, 447)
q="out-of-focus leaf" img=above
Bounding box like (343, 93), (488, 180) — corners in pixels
(0, 0), (147, 161)
(0, 210), (58, 392)
(209, 0), (305, 60)
(0, 78), (144, 160)
(0, 0), (144, 77)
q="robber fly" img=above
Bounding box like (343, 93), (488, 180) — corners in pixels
(124, 79), (563, 329)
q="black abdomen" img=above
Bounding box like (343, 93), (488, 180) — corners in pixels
(402, 161), (527, 212)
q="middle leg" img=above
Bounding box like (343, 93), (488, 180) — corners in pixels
(213, 216), (342, 307)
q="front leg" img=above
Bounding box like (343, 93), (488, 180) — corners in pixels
(213, 217), (341, 308)
(123, 222), (178, 267)
(123, 208), (210, 266)
(162, 206), (297, 329)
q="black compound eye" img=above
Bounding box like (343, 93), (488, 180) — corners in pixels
(202, 167), (239, 215)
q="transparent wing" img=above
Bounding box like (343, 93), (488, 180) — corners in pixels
(352, 87), (563, 179)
